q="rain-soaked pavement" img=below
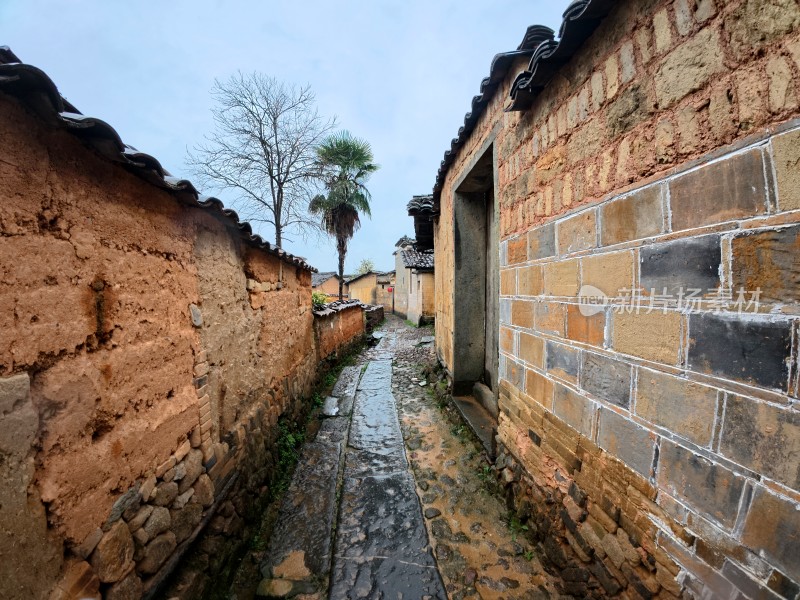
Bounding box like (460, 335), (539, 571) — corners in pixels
(234, 315), (563, 599)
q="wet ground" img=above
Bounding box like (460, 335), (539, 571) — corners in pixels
(229, 315), (563, 599)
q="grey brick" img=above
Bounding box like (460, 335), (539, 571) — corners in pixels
(721, 560), (781, 600)
(581, 352), (632, 408)
(528, 222), (556, 260)
(719, 394), (800, 491)
(688, 313), (792, 391)
(670, 149), (768, 231)
(741, 486), (800, 582)
(554, 384), (595, 438)
(503, 357), (524, 389)
(640, 235), (722, 297)
(500, 299), (512, 325)
(596, 409), (655, 477)
(546, 341), (580, 384)
(657, 439), (746, 530)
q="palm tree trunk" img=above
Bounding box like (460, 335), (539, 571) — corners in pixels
(337, 237), (347, 301)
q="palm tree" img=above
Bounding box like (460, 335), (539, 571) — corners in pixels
(310, 132), (378, 301)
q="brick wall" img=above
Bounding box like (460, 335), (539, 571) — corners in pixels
(0, 91), (363, 600)
(435, 0), (800, 597)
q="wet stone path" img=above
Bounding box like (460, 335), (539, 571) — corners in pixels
(247, 316), (563, 599)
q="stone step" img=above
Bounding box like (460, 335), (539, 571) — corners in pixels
(473, 381), (499, 419)
(452, 394), (498, 459)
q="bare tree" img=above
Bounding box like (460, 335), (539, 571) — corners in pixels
(188, 73), (335, 247)
(355, 258), (375, 275)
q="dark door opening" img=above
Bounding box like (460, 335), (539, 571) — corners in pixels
(452, 145), (499, 418)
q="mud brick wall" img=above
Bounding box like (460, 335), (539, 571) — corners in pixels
(435, 0), (800, 597)
(314, 302), (366, 361)
(0, 90), (362, 600)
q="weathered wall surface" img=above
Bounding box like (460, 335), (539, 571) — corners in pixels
(394, 254), (410, 318)
(436, 0), (800, 597)
(0, 91), (363, 600)
(348, 274), (378, 305)
(314, 302), (366, 361)
(408, 272), (435, 326)
(315, 276), (347, 300)
(375, 278), (394, 313)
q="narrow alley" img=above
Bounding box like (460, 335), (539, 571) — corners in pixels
(230, 316), (562, 600)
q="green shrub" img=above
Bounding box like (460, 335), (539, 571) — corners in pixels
(311, 291), (328, 307)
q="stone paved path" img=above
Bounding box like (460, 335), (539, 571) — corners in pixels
(243, 315), (564, 600)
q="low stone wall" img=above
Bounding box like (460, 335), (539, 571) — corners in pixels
(0, 86), (365, 599)
(313, 301), (366, 361)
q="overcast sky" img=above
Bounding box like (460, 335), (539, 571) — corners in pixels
(2, 1), (567, 273)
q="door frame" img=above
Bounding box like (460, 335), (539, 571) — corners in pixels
(450, 132), (500, 401)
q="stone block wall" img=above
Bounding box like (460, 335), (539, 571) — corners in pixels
(0, 89), (363, 600)
(434, 0), (800, 597)
(498, 129), (800, 598)
(364, 304), (385, 331)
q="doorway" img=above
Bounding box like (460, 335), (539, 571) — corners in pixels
(452, 145), (499, 417)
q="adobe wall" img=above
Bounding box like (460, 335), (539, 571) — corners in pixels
(0, 92), (362, 600)
(348, 275), (378, 304)
(436, 0), (800, 597)
(316, 276), (346, 300)
(375, 280), (394, 313)
(314, 302), (366, 361)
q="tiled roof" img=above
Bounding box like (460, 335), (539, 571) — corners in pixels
(345, 270), (393, 285)
(345, 271), (376, 285)
(395, 235), (415, 248)
(312, 271), (338, 287)
(312, 299), (363, 317)
(431, 0), (614, 201)
(0, 47), (317, 272)
(508, 0), (615, 111)
(407, 195), (436, 215)
(312, 296), (386, 315)
(407, 195), (436, 250)
(401, 249), (434, 271)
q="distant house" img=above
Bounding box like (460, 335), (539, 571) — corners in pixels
(393, 235), (435, 325)
(312, 271), (348, 301)
(401, 247), (435, 326)
(346, 271), (393, 307)
(392, 236), (416, 318)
